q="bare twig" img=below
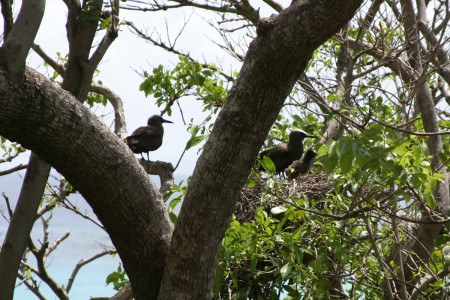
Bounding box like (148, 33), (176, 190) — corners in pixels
(0, 163), (28, 176)
(66, 249), (117, 292)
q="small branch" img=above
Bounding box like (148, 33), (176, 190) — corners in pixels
(61, 198), (105, 229)
(66, 249), (116, 292)
(0, 145), (25, 163)
(45, 231), (70, 257)
(370, 115), (450, 136)
(261, 0), (283, 12)
(0, 163), (28, 176)
(1, 192), (13, 219)
(409, 266), (450, 299)
(16, 272), (47, 300)
(90, 84), (127, 139)
(31, 43), (66, 75)
(174, 148), (186, 171)
(28, 237), (70, 300)
(392, 209), (409, 299)
(364, 215), (395, 299)
(0, 153), (51, 300)
(126, 21), (234, 82)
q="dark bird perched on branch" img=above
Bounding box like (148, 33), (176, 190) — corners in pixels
(285, 148), (317, 179)
(125, 115), (173, 160)
(259, 129), (317, 173)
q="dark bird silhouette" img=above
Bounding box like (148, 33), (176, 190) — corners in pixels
(285, 148), (317, 179)
(125, 115), (173, 160)
(259, 129), (317, 173)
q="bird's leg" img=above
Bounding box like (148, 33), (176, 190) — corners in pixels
(146, 152), (150, 161)
(140, 153), (145, 160)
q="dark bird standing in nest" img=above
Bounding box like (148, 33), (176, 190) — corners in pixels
(259, 129), (317, 173)
(285, 148), (317, 179)
(125, 115), (173, 160)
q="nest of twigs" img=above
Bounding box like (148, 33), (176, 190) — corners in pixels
(235, 172), (336, 223)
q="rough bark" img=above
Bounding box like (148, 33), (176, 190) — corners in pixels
(0, 67), (173, 299)
(158, 0), (364, 299)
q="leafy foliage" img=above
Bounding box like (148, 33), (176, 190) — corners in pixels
(139, 55), (229, 115)
(106, 263), (129, 291)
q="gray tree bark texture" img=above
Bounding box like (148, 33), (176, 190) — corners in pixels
(158, 0), (364, 298)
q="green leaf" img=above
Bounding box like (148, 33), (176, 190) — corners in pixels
(186, 135), (205, 150)
(393, 140), (411, 156)
(336, 136), (352, 158)
(212, 266), (225, 295)
(277, 207), (294, 232)
(280, 263), (292, 280)
(326, 139), (337, 156)
(323, 155), (338, 174)
(261, 156), (276, 173)
(426, 194), (436, 211)
(340, 152), (353, 174)
(246, 180), (256, 188)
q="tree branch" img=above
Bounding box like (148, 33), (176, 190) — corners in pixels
(139, 159), (174, 195)
(0, 163), (28, 175)
(0, 0), (13, 39)
(90, 83), (127, 139)
(66, 249), (117, 292)
(1, 0), (45, 72)
(0, 152), (51, 300)
(0, 145), (25, 163)
(28, 236), (70, 300)
(31, 43), (66, 76)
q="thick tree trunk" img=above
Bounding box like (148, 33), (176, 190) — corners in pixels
(0, 67), (173, 299)
(158, 0), (364, 298)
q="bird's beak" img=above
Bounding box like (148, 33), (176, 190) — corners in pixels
(161, 118), (173, 124)
(305, 133), (318, 138)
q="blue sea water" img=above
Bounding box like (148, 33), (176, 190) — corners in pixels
(0, 171), (186, 299)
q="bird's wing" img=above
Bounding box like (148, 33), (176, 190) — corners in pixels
(260, 144), (289, 158)
(130, 126), (156, 138)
